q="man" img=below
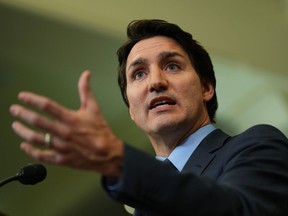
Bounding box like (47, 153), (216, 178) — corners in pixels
(10, 19), (288, 215)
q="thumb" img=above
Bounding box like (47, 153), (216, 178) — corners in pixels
(78, 70), (97, 111)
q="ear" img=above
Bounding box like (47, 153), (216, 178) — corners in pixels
(128, 107), (135, 122)
(202, 82), (214, 102)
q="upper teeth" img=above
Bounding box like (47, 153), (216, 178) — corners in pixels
(155, 101), (169, 107)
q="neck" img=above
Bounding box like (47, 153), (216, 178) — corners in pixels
(148, 121), (211, 157)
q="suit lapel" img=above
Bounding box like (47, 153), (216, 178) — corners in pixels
(182, 129), (230, 175)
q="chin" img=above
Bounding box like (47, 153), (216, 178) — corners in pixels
(150, 119), (183, 134)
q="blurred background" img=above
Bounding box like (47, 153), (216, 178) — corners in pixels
(0, 0), (287, 215)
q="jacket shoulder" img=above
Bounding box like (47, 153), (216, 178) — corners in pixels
(240, 124), (287, 137)
(230, 124), (288, 146)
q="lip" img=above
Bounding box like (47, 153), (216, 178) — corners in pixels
(149, 96), (176, 110)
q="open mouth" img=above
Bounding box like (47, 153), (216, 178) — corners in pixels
(149, 96), (176, 110)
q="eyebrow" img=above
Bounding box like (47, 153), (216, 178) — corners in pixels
(159, 51), (185, 61)
(127, 58), (147, 71)
(127, 51), (184, 71)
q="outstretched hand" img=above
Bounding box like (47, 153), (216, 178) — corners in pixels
(10, 71), (124, 177)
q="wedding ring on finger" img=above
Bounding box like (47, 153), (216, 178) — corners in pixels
(44, 133), (53, 149)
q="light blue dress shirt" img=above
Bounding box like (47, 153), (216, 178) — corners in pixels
(156, 124), (215, 171)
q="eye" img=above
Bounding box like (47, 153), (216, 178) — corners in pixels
(166, 63), (180, 72)
(134, 70), (146, 80)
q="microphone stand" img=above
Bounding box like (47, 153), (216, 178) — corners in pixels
(0, 175), (20, 187)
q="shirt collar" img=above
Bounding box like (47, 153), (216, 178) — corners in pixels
(156, 124), (216, 171)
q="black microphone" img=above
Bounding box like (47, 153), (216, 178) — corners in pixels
(0, 164), (47, 187)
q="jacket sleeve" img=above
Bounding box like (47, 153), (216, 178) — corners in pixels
(102, 125), (288, 216)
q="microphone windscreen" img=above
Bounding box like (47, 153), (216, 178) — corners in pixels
(17, 164), (47, 185)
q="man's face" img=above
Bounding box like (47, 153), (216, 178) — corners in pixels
(125, 36), (213, 137)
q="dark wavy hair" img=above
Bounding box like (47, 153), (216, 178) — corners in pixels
(117, 19), (218, 122)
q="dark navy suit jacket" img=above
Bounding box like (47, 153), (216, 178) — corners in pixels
(103, 125), (288, 216)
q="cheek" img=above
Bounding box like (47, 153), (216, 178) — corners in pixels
(180, 83), (204, 106)
(126, 89), (141, 121)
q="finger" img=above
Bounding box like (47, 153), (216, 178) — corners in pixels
(78, 70), (99, 112)
(12, 121), (45, 146)
(16, 91), (72, 122)
(20, 142), (90, 167)
(11, 104), (59, 133)
(11, 121), (70, 153)
(10, 104), (53, 129)
(20, 142), (63, 164)
(10, 104), (69, 138)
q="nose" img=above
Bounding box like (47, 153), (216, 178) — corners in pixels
(148, 68), (168, 92)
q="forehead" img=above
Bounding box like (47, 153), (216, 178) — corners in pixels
(126, 36), (188, 66)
